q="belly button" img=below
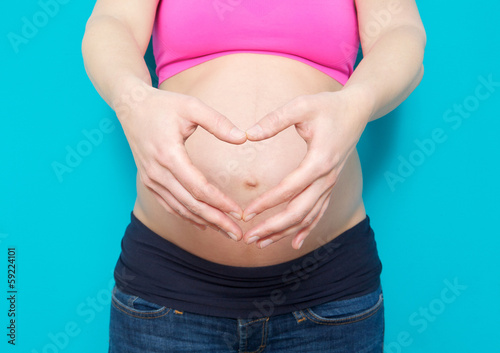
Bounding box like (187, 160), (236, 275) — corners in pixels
(243, 177), (259, 188)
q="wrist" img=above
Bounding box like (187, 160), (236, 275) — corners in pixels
(111, 77), (155, 121)
(111, 76), (153, 111)
(339, 83), (376, 124)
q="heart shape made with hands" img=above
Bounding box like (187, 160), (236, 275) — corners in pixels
(196, 121), (310, 243)
(187, 91), (356, 248)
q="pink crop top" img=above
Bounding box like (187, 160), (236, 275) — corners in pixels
(152, 0), (360, 87)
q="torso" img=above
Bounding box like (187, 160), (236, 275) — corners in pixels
(133, 53), (366, 267)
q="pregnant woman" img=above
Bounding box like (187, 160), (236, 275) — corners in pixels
(82, 0), (425, 351)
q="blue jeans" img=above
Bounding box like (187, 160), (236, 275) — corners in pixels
(109, 284), (384, 352)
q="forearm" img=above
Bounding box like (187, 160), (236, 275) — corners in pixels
(81, 15), (152, 113)
(342, 24), (426, 122)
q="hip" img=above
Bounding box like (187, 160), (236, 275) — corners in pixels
(113, 211), (382, 319)
(109, 283), (384, 353)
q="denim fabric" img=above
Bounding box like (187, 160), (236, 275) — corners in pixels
(109, 284), (384, 353)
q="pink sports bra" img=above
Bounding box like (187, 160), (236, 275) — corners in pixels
(152, 0), (360, 87)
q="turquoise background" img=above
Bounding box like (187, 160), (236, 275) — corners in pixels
(1, 1), (499, 352)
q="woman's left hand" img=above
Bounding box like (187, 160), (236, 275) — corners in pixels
(242, 89), (371, 249)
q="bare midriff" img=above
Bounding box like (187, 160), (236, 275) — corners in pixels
(133, 53), (366, 267)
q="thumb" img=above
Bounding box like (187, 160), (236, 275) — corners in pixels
(189, 98), (247, 144)
(246, 97), (306, 141)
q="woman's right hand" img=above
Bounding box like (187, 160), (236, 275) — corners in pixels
(113, 82), (247, 240)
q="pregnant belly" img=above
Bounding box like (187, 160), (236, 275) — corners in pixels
(134, 53), (366, 266)
(185, 111), (307, 210)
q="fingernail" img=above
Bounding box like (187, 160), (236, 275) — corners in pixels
(244, 213), (256, 222)
(297, 239), (304, 249)
(230, 127), (246, 140)
(227, 232), (239, 241)
(246, 125), (263, 138)
(230, 211), (242, 220)
(259, 239), (273, 249)
(246, 236), (259, 245)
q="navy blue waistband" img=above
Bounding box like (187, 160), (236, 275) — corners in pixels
(114, 212), (382, 319)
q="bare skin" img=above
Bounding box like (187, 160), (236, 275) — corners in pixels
(134, 53), (367, 266)
(82, 0), (426, 267)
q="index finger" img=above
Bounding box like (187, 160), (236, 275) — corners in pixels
(245, 96), (309, 140)
(187, 97), (247, 144)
